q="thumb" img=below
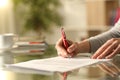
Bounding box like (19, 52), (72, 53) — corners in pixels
(67, 42), (77, 53)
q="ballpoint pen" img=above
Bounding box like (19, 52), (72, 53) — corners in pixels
(61, 28), (72, 58)
(61, 28), (69, 80)
(61, 28), (69, 50)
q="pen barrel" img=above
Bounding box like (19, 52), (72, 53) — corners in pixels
(62, 39), (69, 49)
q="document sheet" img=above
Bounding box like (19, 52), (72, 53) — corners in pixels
(6, 56), (111, 73)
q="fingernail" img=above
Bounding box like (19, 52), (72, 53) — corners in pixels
(91, 56), (96, 59)
(91, 56), (94, 59)
(97, 56), (101, 59)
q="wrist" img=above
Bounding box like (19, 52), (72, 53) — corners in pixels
(77, 39), (90, 53)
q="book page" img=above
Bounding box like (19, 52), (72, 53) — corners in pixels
(6, 56), (111, 73)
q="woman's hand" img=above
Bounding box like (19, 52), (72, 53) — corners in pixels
(98, 62), (120, 77)
(55, 38), (79, 58)
(92, 38), (120, 59)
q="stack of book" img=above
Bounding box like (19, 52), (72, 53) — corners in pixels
(10, 41), (48, 55)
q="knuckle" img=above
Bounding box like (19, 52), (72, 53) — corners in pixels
(108, 38), (119, 44)
(118, 44), (120, 50)
(110, 38), (116, 41)
(73, 42), (78, 48)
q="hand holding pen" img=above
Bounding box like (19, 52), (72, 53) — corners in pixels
(55, 28), (83, 80)
(55, 28), (79, 58)
(61, 28), (72, 58)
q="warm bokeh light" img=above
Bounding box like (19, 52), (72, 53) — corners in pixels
(0, 0), (9, 8)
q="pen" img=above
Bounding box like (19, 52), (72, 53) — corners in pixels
(61, 28), (69, 49)
(61, 28), (69, 80)
(61, 28), (72, 58)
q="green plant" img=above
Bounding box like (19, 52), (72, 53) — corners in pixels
(13, 0), (63, 36)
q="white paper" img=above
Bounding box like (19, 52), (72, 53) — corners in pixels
(6, 56), (111, 73)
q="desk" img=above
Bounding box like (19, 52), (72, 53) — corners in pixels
(0, 45), (120, 80)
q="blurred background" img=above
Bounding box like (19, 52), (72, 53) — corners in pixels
(0, 0), (119, 44)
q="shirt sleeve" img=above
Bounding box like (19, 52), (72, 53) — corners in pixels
(89, 19), (120, 53)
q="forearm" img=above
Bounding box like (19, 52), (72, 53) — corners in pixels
(89, 22), (120, 53)
(88, 19), (120, 53)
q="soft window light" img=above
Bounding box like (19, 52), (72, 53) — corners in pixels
(0, 0), (9, 8)
(0, 70), (6, 80)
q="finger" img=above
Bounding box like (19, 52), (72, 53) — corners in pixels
(99, 63), (118, 77)
(57, 47), (68, 57)
(71, 52), (77, 57)
(103, 64), (118, 75)
(97, 40), (118, 59)
(110, 62), (120, 72)
(56, 38), (68, 57)
(67, 42), (78, 55)
(106, 44), (120, 59)
(67, 40), (73, 45)
(92, 39), (113, 59)
(98, 63), (115, 77)
(55, 38), (63, 47)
